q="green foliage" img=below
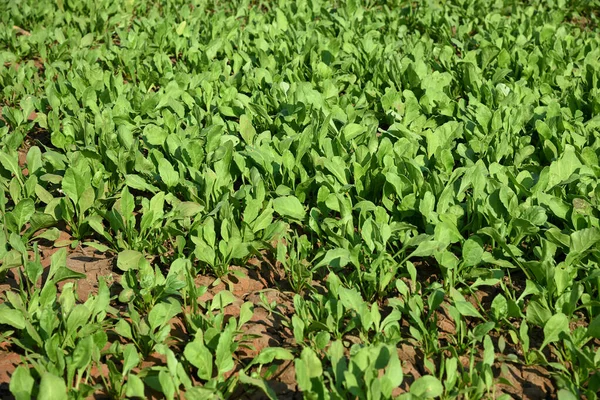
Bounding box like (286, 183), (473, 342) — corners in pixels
(1, 0), (600, 398)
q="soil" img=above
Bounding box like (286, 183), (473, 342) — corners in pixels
(496, 363), (556, 399)
(61, 249), (116, 301)
(0, 347), (21, 399)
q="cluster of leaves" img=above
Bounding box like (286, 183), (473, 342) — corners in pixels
(1, 0), (600, 398)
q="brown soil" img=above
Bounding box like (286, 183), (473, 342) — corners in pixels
(61, 249), (116, 301)
(496, 363), (556, 399)
(0, 347), (21, 399)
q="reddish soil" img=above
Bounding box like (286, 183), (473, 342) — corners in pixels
(0, 346), (21, 399)
(61, 249), (115, 301)
(496, 363), (555, 399)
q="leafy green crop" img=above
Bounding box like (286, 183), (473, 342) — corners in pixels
(1, 0), (600, 398)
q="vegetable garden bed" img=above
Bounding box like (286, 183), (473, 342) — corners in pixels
(1, 0), (599, 399)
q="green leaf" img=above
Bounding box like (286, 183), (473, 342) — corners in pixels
(144, 124), (167, 146)
(588, 315), (600, 339)
(10, 198), (35, 232)
(176, 21), (187, 35)
(120, 186), (135, 223)
(547, 145), (582, 189)
(273, 196), (306, 221)
(184, 334), (213, 380)
(295, 347), (322, 391)
(66, 305), (91, 336)
(410, 376), (444, 398)
(215, 325), (235, 375)
(125, 374), (146, 399)
(251, 347), (294, 366)
(275, 9), (288, 31)
(0, 150), (21, 180)
(72, 336), (93, 370)
(557, 390), (578, 400)
(147, 302), (175, 330)
(541, 313), (570, 349)
(462, 236), (484, 267)
(122, 344), (140, 376)
(315, 248), (353, 269)
(125, 174), (159, 193)
(526, 300), (552, 327)
(338, 287), (366, 312)
(115, 319), (133, 340)
(239, 114), (256, 144)
(62, 167), (88, 205)
(0, 305), (26, 329)
(210, 290), (237, 311)
(158, 158), (179, 188)
(173, 201), (204, 218)
(408, 240), (445, 259)
(238, 301), (254, 327)
(238, 370), (278, 400)
(9, 366), (34, 400)
(117, 250), (145, 271)
(38, 373), (67, 400)
(490, 294), (508, 320)
(53, 267), (87, 283)
(343, 123), (366, 141)
(26, 146), (43, 175)
(450, 288), (482, 319)
(454, 301), (483, 319)
(33, 227), (61, 241)
(83, 241), (110, 252)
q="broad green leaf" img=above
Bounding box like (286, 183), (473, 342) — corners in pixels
(526, 300), (552, 327)
(53, 267), (87, 283)
(215, 325), (235, 375)
(557, 390), (578, 400)
(9, 365), (33, 400)
(239, 114), (256, 144)
(120, 186), (135, 222)
(547, 145), (582, 189)
(210, 290), (237, 311)
(588, 315), (600, 339)
(125, 374), (146, 399)
(122, 344), (140, 376)
(0, 150), (21, 180)
(184, 334), (213, 380)
(62, 167), (88, 205)
(273, 196), (305, 221)
(296, 347), (322, 391)
(238, 370), (278, 400)
(158, 158), (179, 188)
(66, 305), (91, 336)
(116, 250), (145, 271)
(251, 348), (294, 366)
(173, 201), (204, 217)
(38, 373), (67, 400)
(72, 336), (93, 370)
(541, 313), (570, 349)
(0, 305), (26, 329)
(408, 240), (445, 259)
(144, 124), (167, 146)
(450, 288), (482, 319)
(490, 294), (508, 320)
(10, 198), (35, 232)
(125, 174), (159, 193)
(410, 376), (444, 398)
(462, 236), (484, 267)
(343, 123), (366, 141)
